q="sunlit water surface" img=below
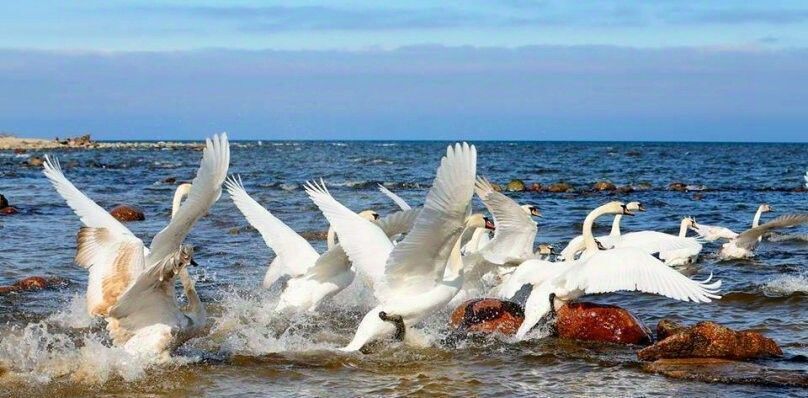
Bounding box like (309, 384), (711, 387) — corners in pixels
(0, 141), (806, 397)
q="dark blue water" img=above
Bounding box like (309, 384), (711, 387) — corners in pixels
(0, 141), (806, 397)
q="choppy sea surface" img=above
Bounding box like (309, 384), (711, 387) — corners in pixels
(0, 141), (806, 397)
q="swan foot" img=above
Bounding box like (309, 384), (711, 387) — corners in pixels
(378, 311), (405, 341)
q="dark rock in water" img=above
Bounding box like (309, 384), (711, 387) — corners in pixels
(626, 149), (642, 157)
(300, 230), (329, 241)
(506, 179), (526, 192)
(0, 195), (18, 215)
(592, 181), (617, 191)
(692, 193), (704, 201)
(0, 194), (8, 208)
(13, 148), (26, 154)
(26, 156), (44, 167)
(449, 298), (524, 336)
(109, 204), (146, 222)
(162, 176), (177, 184)
(638, 321), (783, 361)
(0, 276), (68, 294)
(656, 319), (686, 341)
(617, 185), (634, 194)
(555, 302), (652, 345)
(529, 183), (542, 192)
(643, 358), (808, 388)
(546, 182), (573, 193)
(668, 182), (687, 192)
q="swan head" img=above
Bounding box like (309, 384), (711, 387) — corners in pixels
(521, 204), (542, 217)
(626, 201), (645, 213)
(358, 210), (380, 221)
(602, 201), (634, 216)
(759, 203), (773, 213)
(466, 213), (495, 231)
(178, 244), (198, 268)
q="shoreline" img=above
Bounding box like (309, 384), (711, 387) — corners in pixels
(0, 135), (203, 150)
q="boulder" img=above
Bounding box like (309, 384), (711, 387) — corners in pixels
(555, 302), (652, 345)
(449, 298), (524, 336)
(108, 204), (145, 222)
(668, 182), (687, 192)
(300, 230), (329, 241)
(0, 207), (16, 215)
(546, 182), (573, 193)
(0, 276), (68, 294)
(162, 176), (177, 184)
(0, 194), (8, 208)
(505, 179), (526, 192)
(592, 181), (617, 191)
(529, 183), (542, 192)
(643, 358), (808, 388)
(656, 319), (685, 340)
(638, 320), (783, 361)
(26, 156), (44, 167)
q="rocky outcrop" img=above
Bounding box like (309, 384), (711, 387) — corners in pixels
(529, 183), (542, 192)
(592, 181), (617, 191)
(668, 182), (687, 192)
(26, 156), (44, 167)
(0, 276), (68, 294)
(108, 204), (145, 222)
(555, 302), (652, 345)
(449, 298), (524, 336)
(546, 182), (573, 193)
(643, 358), (808, 388)
(505, 179), (526, 192)
(638, 320), (783, 361)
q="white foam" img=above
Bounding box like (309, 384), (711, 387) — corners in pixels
(762, 273), (808, 296)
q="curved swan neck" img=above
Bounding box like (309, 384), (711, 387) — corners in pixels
(178, 268), (205, 322)
(171, 183), (192, 219)
(610, 215), (622, 237)
(752, 207), (763, 228)
(583, 205), (615, 253)
(678, 218), (690, 237)
(445, 226), (474, 282)
(326, 226), (336, 249)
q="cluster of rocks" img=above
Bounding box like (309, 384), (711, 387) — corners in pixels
(494, 179), (641, 194)
(0, 276), (68, 294)
(448, 298), (802, 387)
(1, 134), (204, 151)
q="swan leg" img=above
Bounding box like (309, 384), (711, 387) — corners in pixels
(378, 311), (406, 341)
(548, 293), (557, 318)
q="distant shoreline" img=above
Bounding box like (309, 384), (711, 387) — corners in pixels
(0, 135), (202, 150)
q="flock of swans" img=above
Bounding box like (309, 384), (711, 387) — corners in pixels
(40, 133), (808, 361)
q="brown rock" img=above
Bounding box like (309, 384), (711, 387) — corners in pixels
(656, 319), (685, 341)
(505, 179), (526, 192)
(27, 156), (44, 167)
(592, 181), (617, 191)
(643, 358), (808, 388)
(617, 185), (634, 194)
(0, 207), (17, 215)
(0, 276), (68, 294)
(0, 194), (8, 208)
(529, 183), (542, 192)
(546, 182), (573, 193)
(108, 204), (145, 222)
(449, 298), (524, 336)
(668, 182), (687, 192)
(638, 321), (783, 361)
(13, 148), (26, 154)
(555, 302), (652, 345)
(300, 230), (329, 240)
(162, 176), (177, 184)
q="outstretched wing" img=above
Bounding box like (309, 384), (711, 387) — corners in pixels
(378, 184), (411, 210)
(42, 156), (134, 237)
(148, 133), (230, 262)
(475, 176), (537, 264)
(734, 214), (808, 250)
(376, 207), (421, 237)
(692, 223), (738, 241)
(383, 143), (477, 296)
(225, 175), (319, 285)
(564, 248), (721, 302)
(305, 180), (393, 291)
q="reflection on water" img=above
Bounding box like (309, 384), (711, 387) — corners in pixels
(0, 141), (806, 397)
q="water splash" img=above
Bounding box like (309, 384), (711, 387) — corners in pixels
(762, 273), (808, 296)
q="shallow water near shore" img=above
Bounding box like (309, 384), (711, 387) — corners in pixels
(0, 141), (806, 397)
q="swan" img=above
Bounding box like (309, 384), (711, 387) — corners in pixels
(558, 201), (645, 261)
(305, 143), (480, 351)
(43, 133), (230, 359)
(500, 201), (721, 339)
(610, 216), (702, 266)
(718, 213), (808, 260)
(688, 203), (771, 242)
(225, 176), (408, 313)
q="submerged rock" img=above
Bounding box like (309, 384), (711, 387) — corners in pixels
(506, 179), (526, 192)
(0, 194), (8, 209)
(26, 156), (44, 167)
(0, 195), (17, 215)
(643, 358), (808, 387)
(546, 182), (573, 193)
(555, 302), (652, 345)
(668, 182), (687, 192)
(0, 276), (68, 294)
(108, 204), (146, 222)
(300, 230), (329, 241)
(449, 298), (524, 336)
(529, 183), (542, 192)
(592, 181), (617, 191)
(638, 320), (783, 361)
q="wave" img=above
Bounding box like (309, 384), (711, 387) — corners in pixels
(762, 274), (808, 296)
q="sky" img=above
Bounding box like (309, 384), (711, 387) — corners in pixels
(0, 1), (807, 141)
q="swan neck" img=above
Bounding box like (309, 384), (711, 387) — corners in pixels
(610, 215), (622, 237)
(752, 208), (763, 228)
(583, 205), (611, 252)
(446, 226), (473, 281)
(171, 184), (192, 219)
(326, 226), (336, 249)
(178, 268), (205, 320)
(678, 219), (689, 237)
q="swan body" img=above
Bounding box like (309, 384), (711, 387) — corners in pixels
(505, 201), (721, 339)
(719, 214), (808, 260)
(611, 217), (702, 266)
(305, 143), (479, 352)
(690, 222), (738, 241)
(558, 201), (644, 261)
(43, 133), (230, 359)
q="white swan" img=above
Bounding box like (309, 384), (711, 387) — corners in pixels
(305, 143), (479, 351)
(43, 133), (230, 359)
(689, 203), (771, 242)
(378, 184), (411, 210)
(500, 201), (721, 340)
(225, 176), (393, 312)
(610, 216), (703, 266)
(719, 213), (808, 260)
(558, 201), (645, 261)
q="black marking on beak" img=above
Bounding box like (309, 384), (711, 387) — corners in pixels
(637, 203), (646, 212)
(379, 311), (405, 341)
(531, 206), (542, 217)
(621, 204), (635, 216)
(484, 217), (496, 230)
(190, 258), (199, 267)
(373, 213), (380, 220)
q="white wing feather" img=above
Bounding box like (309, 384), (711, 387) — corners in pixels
(475, 176), (537, 264)
(378, 184), (411, 210)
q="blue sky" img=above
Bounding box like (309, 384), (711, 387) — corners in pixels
(1, 1), (807, 141)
